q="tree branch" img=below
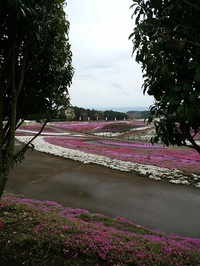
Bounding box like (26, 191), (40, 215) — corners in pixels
(182, 0), (200, 12)
(12, 119), (49, 165)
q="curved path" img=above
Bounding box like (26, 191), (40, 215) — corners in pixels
(7, 149), (200, 238)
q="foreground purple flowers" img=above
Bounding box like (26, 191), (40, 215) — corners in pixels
(1, 194), (200, 265)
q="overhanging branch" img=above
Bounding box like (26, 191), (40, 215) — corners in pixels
(182, 0), (200, 12)
(12, 119), (49, 165)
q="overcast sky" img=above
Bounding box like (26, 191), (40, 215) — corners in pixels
(65, 0), (154, 110)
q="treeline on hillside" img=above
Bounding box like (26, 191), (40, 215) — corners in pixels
(71, 108), (150, 121)
(66, 107), (150, 121)
(72, 107), (128, 121)
(27, 107), (150, 122)
(126, 110), (150, 119)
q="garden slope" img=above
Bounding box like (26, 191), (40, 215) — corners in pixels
(7, 148), (200, 238)
(0, 193), (200, 266)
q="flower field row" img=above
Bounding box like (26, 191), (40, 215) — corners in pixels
(18, 120), (149, 135)
(43, 137), (200, 174)
(49, 120), (148, 133)
(17, 124), (66, 135)
(15, 121), (200, 188)
(1, 193), (200, 265)
(16, 136), (200, 188)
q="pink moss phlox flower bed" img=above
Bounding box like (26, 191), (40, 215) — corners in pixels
(50, 120), (148, 133)
(1, 194), (200, 265)
(98, 140), (163, 149)
(17, 124), (64, 135)
(50, 121), (108, 133)
(16, 121), (200, 186)
(44, 136), (200, 174)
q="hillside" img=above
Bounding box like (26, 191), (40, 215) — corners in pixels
(0, 193), (200, 265)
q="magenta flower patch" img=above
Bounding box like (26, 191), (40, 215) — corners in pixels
(1, 194), (200, 265)
(44, 136), (200, 174)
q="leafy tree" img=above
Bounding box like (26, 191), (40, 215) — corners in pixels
(0, 0), (74, 197)
(129, 0), (200, 153)
(64, 107), (76, 121)
(126, 110), (150, 119)
(72, 107), (127, 121)
(104, 110), (127, 121)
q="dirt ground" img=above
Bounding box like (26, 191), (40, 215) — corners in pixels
(7, 148), (200, 238)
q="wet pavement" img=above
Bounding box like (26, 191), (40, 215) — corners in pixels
(7, 149), (200, 238)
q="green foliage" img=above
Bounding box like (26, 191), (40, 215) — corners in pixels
(0, 0), (74, 197)
(73, 106), (128, 121)
(1, 0), (73, 118)
(130, 0), (200, 153)
(126, 110), (150, 119)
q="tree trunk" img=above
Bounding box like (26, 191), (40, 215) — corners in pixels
(0, 17), (29, 198)
(0, 45), (17, 198)
(0, 89), (3, 197)
(186, 133), (200, 154)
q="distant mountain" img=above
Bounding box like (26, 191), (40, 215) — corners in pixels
(126, 110), (150, 119)
(95, 107), (150, 113)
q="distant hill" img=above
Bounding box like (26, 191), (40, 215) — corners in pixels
(70, 106), (128, 121)
(68, 106), (150, 121)
(96, 107), (150, 112)
(126, 110), (150, 119)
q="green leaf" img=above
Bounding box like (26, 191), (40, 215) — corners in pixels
(129, 0), (200, 153)
(195, 67), (200, 84)
(161, 65), (170, 80)
(187, 60), (199, 69)
(19, 7), (26, 17)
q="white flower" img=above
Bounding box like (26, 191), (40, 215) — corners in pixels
(15, 136), (199, 188)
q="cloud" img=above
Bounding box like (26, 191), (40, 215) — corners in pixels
(65, 0), (154, 110)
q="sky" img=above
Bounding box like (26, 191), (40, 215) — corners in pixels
(65, 0), (154, 110)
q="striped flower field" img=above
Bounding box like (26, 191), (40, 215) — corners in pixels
(16, 120), (200, 188)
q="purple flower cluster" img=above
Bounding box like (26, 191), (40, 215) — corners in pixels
(51, 121), (107, 133)
(1, 194), (200, 265)
(50, 120), (147, 133)
(16, 124), (62, 135)
(98, 140), (162, 149)
(44, 136), (200, 174)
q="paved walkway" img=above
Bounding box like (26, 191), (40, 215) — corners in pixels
(7, 149), (200, 238)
